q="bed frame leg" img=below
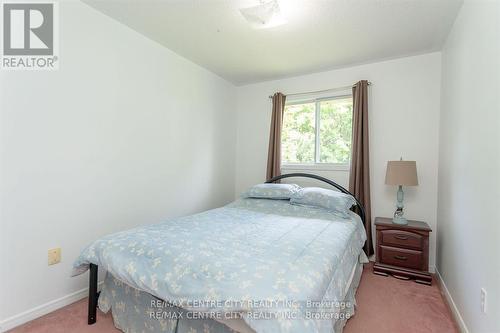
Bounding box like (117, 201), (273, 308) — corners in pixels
(88, 263), (98, 325)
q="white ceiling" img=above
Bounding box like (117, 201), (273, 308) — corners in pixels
(83, 0), (463, 85)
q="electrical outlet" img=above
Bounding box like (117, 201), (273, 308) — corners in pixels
(481, 288), (487, 313)
(48, 248), (61, 265)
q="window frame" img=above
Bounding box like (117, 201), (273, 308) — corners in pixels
(281, 94), (353, 171)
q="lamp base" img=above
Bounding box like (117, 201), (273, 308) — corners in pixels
(392, 216), (408, 225)
(393, 186), (408, 225)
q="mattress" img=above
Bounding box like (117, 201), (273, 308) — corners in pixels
(73, 198), (367, 333)
(98, 258), (366, 333)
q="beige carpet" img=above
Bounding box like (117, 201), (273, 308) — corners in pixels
(8, 263), (458, 333)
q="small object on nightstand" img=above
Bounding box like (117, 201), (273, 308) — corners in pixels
(373, 217), (432, 285)
(385, 158), (419, 225)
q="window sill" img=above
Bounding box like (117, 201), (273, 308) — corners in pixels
(281, 163), (350, 172)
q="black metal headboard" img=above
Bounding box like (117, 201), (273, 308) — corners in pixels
(266, 173), (366, 226)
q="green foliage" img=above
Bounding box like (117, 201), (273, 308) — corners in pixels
(319, 99), (352, 163)
(281, 98), (352, 164)
(281, 103), (315, 163)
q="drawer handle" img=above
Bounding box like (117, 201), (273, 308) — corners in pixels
(394, 235), (409, 240)
(394, 255), (408, 261)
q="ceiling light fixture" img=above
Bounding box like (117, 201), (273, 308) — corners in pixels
(239, 0), (286, 29)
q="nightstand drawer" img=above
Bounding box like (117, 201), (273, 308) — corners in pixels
(380, 229), (423, 250)
(379, 246), (423, 270)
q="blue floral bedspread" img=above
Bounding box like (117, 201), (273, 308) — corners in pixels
(73, 198), (367, 333)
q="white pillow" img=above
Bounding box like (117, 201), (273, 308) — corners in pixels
(241, 183), (300, 200)
(290, 187), (356, 217)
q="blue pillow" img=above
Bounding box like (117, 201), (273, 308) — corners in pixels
(241, 183), (300, 200)
(290, 187), (357, 216)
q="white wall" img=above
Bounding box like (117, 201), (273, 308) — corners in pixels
(437, 1), (500, 332)
(235, 53), (442, 268)
(0, 1), (236, 328)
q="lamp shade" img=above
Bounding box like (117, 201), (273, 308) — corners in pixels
(385, 160), (418, 186)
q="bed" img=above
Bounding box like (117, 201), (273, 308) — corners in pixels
(72, 173), (368, 333)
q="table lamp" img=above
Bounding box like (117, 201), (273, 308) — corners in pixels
(385, 159), (418, 225)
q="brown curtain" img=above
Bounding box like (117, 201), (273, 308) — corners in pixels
(266, 92), (286, 180)
(349, 80), (373, 256)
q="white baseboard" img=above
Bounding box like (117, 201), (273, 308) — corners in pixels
(0, 282), (103, 333)
(435, 267), (470, 333)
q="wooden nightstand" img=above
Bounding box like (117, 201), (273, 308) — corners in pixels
(373, 217), (432, 285)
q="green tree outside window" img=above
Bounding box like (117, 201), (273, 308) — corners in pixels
(281, 97), (352, 164)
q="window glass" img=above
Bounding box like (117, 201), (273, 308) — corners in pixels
(281, 96), (353, 165)
(281, 102), (315, 163)
(319, 98), (353, 163)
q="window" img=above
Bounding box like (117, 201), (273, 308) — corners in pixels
(281, 96), (353, 167)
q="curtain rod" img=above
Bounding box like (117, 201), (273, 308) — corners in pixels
(268, 81), (372, 99)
